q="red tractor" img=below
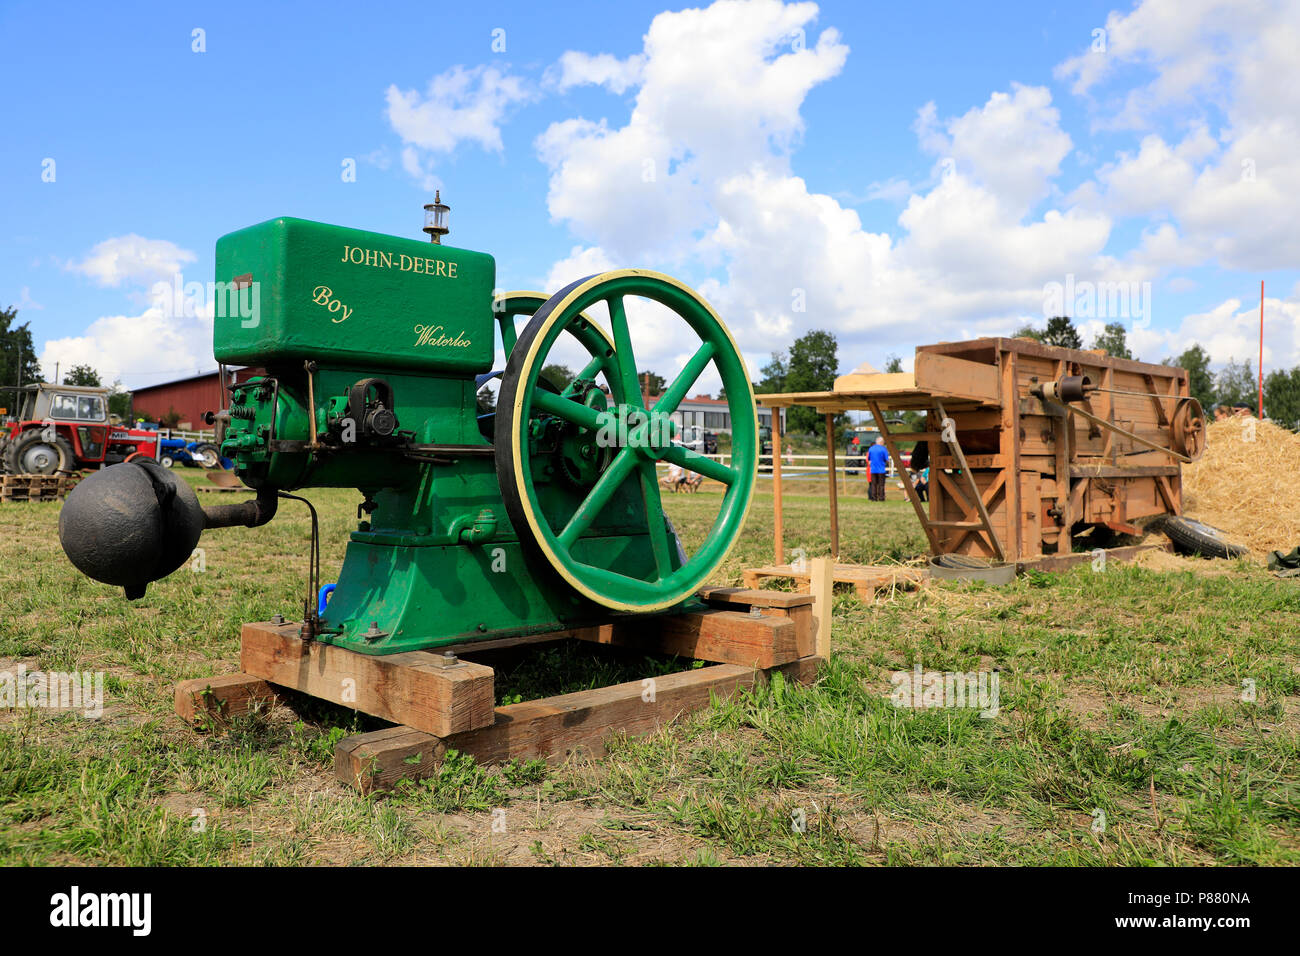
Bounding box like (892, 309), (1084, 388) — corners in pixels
(0, 383), (159, 475)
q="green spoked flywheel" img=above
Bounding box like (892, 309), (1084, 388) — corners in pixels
(495, 269), (757, 612)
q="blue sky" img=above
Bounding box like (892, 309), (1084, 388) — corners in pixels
(2, 0), (1297, 393)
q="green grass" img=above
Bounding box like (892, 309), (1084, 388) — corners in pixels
(0, 470), (1296, 865)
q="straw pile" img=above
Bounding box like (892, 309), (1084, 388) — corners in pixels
(1182, 419), (1300, 555)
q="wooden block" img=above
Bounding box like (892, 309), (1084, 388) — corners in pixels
(239, 622), (496, 736)
(569, 609), (801, 668)
(336, 656), (825, 793)
(174, 673), (279, 726)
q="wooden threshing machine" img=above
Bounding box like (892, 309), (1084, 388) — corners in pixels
(759, 337), (1206, 569)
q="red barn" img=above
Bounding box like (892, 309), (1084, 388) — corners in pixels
(129, 368), (264, 430)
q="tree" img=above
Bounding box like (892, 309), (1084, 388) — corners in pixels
(884, 354), (904, 373)
(107, 381), (132, 420)
(540, 364), (574, 390)
(1264, 366), (1300, 429)
(1041, 316), (1083, 350)
(1014, 324), (1045, 342)
(1215, 358), (1256, 409)
(638, 370), (667, 396)
(754, 352), (787, 394)
(1092, 322), (1132, 359)
(64, 364), (102, 387)
(0, 306), (42, 391)
(783, 330), (839, 436)
(1162, 344), (1214, 410)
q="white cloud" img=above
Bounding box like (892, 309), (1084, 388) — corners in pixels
(69, 235), (196, 288)
(549, 51), (646, 94)
(532, 1), (1121, 372)
(39, 296), (214, 389)
(386, 65), (533, 187)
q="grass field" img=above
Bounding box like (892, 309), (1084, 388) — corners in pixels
(1, 469), (1297, 865)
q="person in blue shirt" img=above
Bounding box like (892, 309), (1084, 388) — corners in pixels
(867, 436), (890, 501)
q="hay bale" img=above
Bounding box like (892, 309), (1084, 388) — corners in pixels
(1183, 419), (1300, 555)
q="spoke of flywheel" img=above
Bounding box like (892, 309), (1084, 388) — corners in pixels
(606, 296), (643, 406)
(531, 388), (604, 431)
(635, 459), (673, 579)
(557, 447), (637, 549)
(660, 444), (736, 485)
(655, 341), (717, 417)
(563, 352), (611, 398)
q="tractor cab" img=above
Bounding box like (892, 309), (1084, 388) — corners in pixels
(0, 383), (158, 475)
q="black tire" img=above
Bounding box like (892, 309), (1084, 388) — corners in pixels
(192, 442), (221, 469)
(159, 454), (176, 468)
(1162, 516), (1248, 559)
(4, 429), (74, 475)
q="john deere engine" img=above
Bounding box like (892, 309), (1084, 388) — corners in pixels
(60, 214), (757, 655)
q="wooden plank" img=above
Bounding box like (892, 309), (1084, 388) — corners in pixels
(810, 557), (833, 658)
(698, 586), (813, 609)
(771, 401), (784, 565)
(1018, 542), (1170, 572)
(569, 609), (802, 668)
(913, 351), (1002, 405)
(174, 673), (279, 726)
(239, 622), (496, 737)
(336, 656), (825, 793)
(1069, 464), (1180, 478)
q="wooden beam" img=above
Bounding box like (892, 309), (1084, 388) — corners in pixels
(1001, 349), (1022, 560)
(335, 657), (825, 793)
(239, 622), (497, 737)
(569, 609), (805, 667)
(825, 413), (839, 559)
(174, 673), (279, 726)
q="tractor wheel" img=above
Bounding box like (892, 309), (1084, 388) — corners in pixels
(1161, 516), (1248, 559)
(159, 454), (176, 468)
(192, 443), (221, 469)
(4, 430), (74, 475)
(496, 270), (756, 612)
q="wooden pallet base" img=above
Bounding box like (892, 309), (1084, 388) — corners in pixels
(337, 656), (822, 793)
(743, 563), (925, 601)
(0, 473), (73, 502)
(173, 584), (827, 792)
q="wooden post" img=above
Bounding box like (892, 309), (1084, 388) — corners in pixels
(809, 556), (833, 658)
(824, 412), (839, 560)
(771, 405), (784, 565)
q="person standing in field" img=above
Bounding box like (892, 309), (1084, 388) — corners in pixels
(868, 436), (890, 501)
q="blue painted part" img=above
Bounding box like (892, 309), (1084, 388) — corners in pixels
(318, 583), (336, 617)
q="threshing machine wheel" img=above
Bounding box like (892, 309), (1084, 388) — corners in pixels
(495, 270), (756, 612)
(1170, 397), (1206, 461)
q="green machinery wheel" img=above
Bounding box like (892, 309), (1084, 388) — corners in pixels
(495, 270), (757, 612)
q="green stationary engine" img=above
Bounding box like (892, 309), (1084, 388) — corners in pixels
(59, 212), (758, 655)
